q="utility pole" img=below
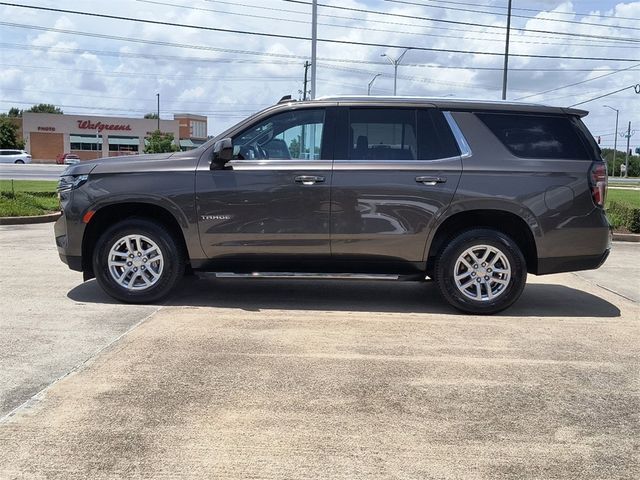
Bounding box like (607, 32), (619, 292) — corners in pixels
(156, 93), (160, 131)
(310, 0), (317, 99)
(381, 48), (411, 96)
(604, 105), (619, 177)
(620, 121), (635, 178)
(501, 0), (512, 100)
(368, 73), (381, 95)
(303, 61), (311, 100)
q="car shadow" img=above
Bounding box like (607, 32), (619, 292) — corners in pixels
(67, 276), (621, 318)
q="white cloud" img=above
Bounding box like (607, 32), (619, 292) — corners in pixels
(0, 0), (637, 143)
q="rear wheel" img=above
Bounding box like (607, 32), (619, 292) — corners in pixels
(435, 228), (527, 314)
(93, 218), (185, 303)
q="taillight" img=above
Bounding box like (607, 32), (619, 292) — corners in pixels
(589, 162), (607, 207)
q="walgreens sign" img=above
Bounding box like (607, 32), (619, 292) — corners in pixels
(77, 120), (132, 133)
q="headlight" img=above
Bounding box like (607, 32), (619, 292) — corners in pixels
(57, 174), (89, 193)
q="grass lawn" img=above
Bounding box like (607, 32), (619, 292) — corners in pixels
(0, 180), (59, 217)
(0, 180), (57, 193)
(607, 189), (640, 208)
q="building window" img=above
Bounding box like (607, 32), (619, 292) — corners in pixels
(108, 136), (139, 152)
(70, 134), (102, 151)
(189, 120), (206, 139)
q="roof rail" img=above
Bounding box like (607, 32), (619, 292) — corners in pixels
(277, 95), (295, 104)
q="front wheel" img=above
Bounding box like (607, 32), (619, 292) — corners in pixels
(14, 160), (24, 164)
(93, 218), (185, 303)
(434, 229), (527, 315)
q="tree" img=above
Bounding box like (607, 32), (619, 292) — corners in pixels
(25, 104), (63, 114)
(8, 107), (22, 117)
(144, 130), (179, 154)
(602, 148), (640, 178)
(144, 113), (159, 119)
(0, 117), (24, 149)
(288, 136), (301, 158)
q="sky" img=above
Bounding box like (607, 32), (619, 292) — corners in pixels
(0, 0), (638, 150)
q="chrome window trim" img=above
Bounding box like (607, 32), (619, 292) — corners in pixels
(443, 111), (472, 158)
(332, 157), (459, 170)
(226, 159), (332, 171)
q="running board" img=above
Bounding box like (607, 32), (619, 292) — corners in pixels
(206, 272), (427, 281)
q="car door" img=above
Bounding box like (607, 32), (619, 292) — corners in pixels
(195, 107), (334, 268)
(330, 106), (463, 264)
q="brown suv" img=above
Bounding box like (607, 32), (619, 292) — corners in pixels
(55, 97), (611, 314)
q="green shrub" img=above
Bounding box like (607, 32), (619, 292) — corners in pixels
(607, 201), (640, 233)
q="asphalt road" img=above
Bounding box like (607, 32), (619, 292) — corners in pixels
(0, 163), (65, 181)
(0, 223), (638, 479)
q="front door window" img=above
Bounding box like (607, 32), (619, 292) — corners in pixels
(232, 109), (325, 160)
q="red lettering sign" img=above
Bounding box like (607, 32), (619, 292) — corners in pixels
(77, 120), (132, 133)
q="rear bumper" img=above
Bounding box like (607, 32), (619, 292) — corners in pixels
(536, 248), (610, 275)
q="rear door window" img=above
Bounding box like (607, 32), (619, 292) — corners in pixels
(348, 109), (417, 160)
(476, 112), (591, 160)
(417, 109), (460, 159)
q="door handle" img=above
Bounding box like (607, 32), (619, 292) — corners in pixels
(295, 175), (325, 185)
(415, 176), (447, 186)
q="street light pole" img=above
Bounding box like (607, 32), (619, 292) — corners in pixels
(620, 121), (635, 178)
(501, 0), (512, 100)
(381, 48), (411, 96)
(156, 93), (160, 131)
(604, 105), (619, 177)
(368, 73), (381, 95)
(310, 0), (317, 99)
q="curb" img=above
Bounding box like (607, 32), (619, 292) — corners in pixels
(613, 233), (640, 243)
(0, 212), (61, 225)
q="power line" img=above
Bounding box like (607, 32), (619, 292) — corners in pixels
(5, 42), (638, 75)
(280, 0), (640, 43)
(0, 63), (301, 82)
(139, 0), (638, 50)
(569, 84), (640, 107)
(0, 21), (312, 61)
(410, 0), (640, 22)
(383, 0), (640, 31)
(514, 63), (640, 100)
(318, 63), (530, 92)
(206, 0), (637, 46)
(1, 5), (638, 62)
(0, 87), (269, 108)
(0, 100), (255, 116)
(4, 46), (629, 99)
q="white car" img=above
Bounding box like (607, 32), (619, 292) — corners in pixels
(63, 154), (81, 165)
(0, 149), (32, 164)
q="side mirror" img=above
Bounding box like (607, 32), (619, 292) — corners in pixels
(211, 137), (233, 169)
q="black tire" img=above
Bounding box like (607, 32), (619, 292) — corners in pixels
(434, 228), (527, 315)
(14, 160), (24, 164)
(93, 218), (185, 304)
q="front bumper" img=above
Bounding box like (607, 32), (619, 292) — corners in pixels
(58, 252), (83, 271)
(54, 209), (84, 272)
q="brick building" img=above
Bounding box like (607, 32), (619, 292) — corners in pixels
(20, 112), (208, 162)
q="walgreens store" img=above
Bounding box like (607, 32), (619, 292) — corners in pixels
(22, 112), (207, 162)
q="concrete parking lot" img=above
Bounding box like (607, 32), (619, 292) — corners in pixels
(0, 223), (638, 479)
